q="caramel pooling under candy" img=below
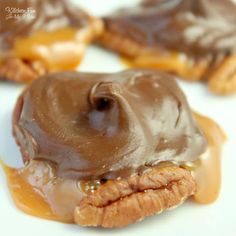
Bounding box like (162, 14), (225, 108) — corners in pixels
(0, 161), (57, 221)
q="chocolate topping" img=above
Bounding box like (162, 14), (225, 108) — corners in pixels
(14, 69), (206, 180)
(104, 0), (236, 57)
(0, 0), (91, 51)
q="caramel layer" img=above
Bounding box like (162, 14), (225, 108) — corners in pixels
(1, 161), (59, 222)
(13, 27), (86, 71)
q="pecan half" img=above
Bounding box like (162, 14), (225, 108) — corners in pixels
(74, 166), (196, 228)
(98, 30), (147, 57)
(0, 58), (46, 83)
(207, 55), (236, 95)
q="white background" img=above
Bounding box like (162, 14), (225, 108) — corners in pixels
(0, 1), (236, 235)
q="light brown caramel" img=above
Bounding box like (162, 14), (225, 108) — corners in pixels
(1, 161), (59, 222)
(1, 160), (85, 223)
(12, 27), (87, 71)
(121, 53), (208, 81)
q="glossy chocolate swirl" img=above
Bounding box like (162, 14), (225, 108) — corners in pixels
(14, 69), (206, 180)
(0, 0), (91, 51)
(104, 0), (236, 57)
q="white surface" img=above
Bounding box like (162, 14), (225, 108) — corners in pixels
(1, 1), (236, 236)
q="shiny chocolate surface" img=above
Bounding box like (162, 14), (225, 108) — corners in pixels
(104, 0), (236, 57)
(14, 69), (207, 180)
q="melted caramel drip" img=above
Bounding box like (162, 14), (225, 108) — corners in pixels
(0, 161), (59, 222)
(13, 27), (87, 71)
(1, 113), (225, 222)
(193, 113), (226, 204)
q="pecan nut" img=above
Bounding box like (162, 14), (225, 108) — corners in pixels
(74, 166), (196, 228)
(208, 55), (236, 95)
(0, 58), (46, 82)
